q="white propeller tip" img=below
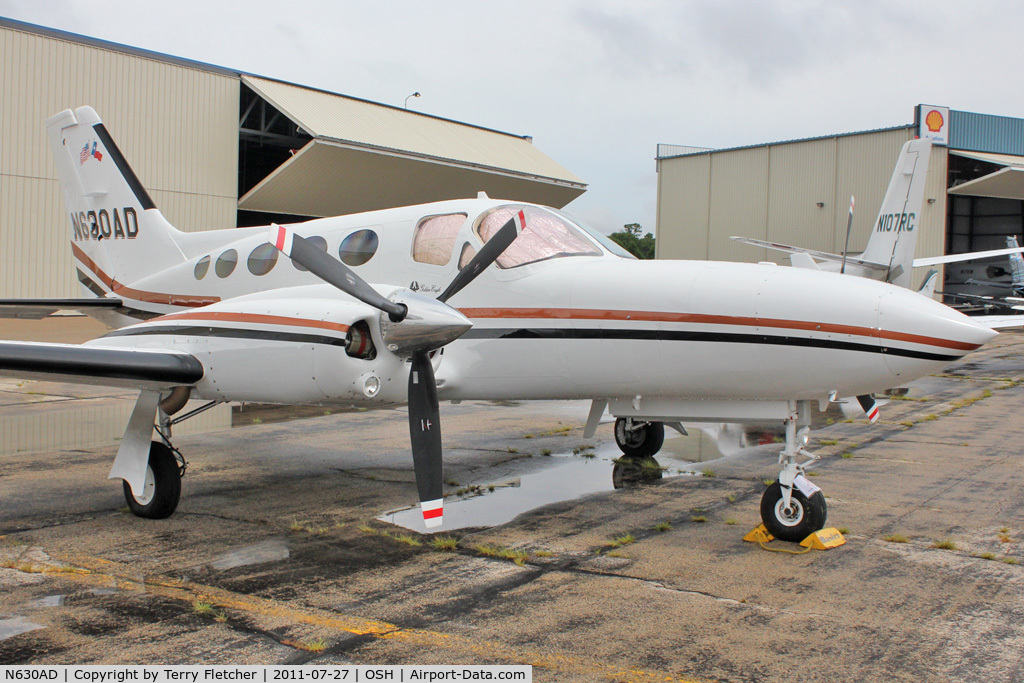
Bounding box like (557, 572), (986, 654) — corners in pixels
(268, 223), (294, 256)
(421, 498), (443, 528)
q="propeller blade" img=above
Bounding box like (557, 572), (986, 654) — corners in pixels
(840, 196), (855, 275)
(408, 351), (444, 528)
(437, 210), (526, 303)
(857, 394), (879, 423)
(270, 224), (407, 322)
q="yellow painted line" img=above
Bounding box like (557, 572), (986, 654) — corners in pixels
(3, 549), (703, 683)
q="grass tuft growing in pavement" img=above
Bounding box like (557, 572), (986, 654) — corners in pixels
(604, 533), (635, 549)
(883, 534), (909, 544)
(431, 536), (458, 552)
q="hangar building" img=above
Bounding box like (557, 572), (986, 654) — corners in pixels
(0, 17), (586, 298)
(656, 105), (1024, 292)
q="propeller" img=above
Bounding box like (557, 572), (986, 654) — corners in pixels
(840, 196), (855, 275)
(269, 210), (525, 528)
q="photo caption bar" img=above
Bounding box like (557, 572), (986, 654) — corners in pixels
(0, 667), (531, 683)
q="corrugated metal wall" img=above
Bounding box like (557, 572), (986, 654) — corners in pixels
(0, 25), (239, 297)
(767, 138), (836, 254)
(707, 147), (770, 261)
(656, 127), (946, 288)
(655, 153), (710, 260)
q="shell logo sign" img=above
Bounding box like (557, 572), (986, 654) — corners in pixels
(918, 105), (950, 145)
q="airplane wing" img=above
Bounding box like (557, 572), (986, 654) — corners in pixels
(0, 298), (123, 319)
(0, 340), (203, 390)
(967, 315), (1024, 330)
(728, 237), (889, 272)
(913, 246), (1024, 268)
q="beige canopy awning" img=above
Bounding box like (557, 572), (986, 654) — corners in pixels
(948, 150), (1024, 200)
(238, 76), (587, 216)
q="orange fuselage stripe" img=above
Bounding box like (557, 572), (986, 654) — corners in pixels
(71, 243), (220, 307)
(152, 310), (350, 334)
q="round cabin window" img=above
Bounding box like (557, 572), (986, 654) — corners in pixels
(339, 229), (379, 266)
(215, 249), (238, 278)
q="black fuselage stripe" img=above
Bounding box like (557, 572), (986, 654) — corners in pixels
(106, 325), (349, 348)
(461, 327), (963, 362)
(92, 123), (157, 210)
(107, 324), (961, 361)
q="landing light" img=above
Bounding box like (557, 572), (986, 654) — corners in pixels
(362, 374), (381, 398)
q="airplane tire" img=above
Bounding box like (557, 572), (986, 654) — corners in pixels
(760, 481), (827, 543)
(123, 441), (181, 519)
(614, 418), (665, 459)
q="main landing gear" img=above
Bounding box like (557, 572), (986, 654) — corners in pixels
(115, 388), (215, 520)
(761, 402), (827, 542)
(611, 418), (669, 488)
(122, 440), (184, 519)
(614, 418), (665, 459)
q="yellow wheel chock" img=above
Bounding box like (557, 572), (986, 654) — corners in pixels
(743, 524), (846, 554)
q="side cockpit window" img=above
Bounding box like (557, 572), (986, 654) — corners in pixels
(474, 205), (602, 268)
(412, 214), (466, 266)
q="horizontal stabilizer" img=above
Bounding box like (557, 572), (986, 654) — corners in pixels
(729, 237), (888, 271)
(0, 298), (123, 320)
(0, 341), (203, 389)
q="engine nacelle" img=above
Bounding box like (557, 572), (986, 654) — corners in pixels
(93, 285), (409, 405)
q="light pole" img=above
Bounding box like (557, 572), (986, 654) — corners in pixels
(404, 92), (421, 109)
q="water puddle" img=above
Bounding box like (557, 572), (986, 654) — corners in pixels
(0, 617), (44, 642)
(209, 539), (290, 570)
(35, 595), (65, 607)
(380, 425), (776, 533)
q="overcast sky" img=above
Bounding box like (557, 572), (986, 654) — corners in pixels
(2, 0), (1022, 235)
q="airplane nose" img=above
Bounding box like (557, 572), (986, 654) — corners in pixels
(877, 289), (996, 379)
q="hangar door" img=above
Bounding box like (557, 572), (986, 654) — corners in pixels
(944, 150), (1024, 296)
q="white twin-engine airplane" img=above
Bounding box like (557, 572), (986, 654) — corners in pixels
(0, 107), (1002, 542)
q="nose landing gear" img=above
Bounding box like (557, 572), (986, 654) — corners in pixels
(761, 402), (827, 542)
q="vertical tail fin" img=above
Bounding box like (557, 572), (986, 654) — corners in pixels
(918, 269), (940, 297)
(859, 138), (933, 289)
(46, 107), (187, 295)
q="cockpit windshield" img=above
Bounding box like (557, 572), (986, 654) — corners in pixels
(475, 205), (603, 268)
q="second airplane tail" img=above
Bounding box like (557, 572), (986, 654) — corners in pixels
(858, 138), (933, 289)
